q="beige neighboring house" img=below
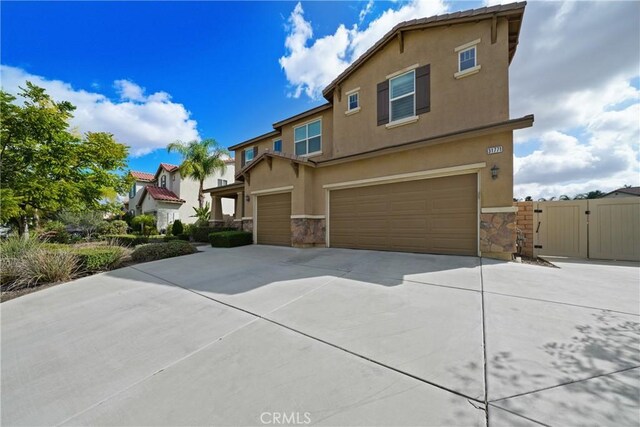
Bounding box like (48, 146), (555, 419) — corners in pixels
(602, 187), (640, 198)
(126, 160), (235, 231)
(206, 2), (533, 260)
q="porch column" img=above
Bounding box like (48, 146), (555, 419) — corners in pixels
(209, 194), (224, 226)
(235, 191), (244, 221)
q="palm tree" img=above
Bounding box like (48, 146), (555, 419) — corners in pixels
(167, 139), (228, 209)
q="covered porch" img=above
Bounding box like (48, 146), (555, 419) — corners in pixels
(204, 181), (245, 229)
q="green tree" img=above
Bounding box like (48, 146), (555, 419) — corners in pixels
(167, 139), (228, 209)
(191, 202), (211, 226)
(0, 83), (129, 237)
(131, 214), (156, 235)
(574, 190), (606, 199)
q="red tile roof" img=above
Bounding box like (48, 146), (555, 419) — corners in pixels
(160, 163), (179, 172)
(130, 171), (156, 181)
(137, 186), (185, 206)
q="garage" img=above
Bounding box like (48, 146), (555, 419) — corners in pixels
(256, 192), (292, 246)
(329, 173), (477, 255)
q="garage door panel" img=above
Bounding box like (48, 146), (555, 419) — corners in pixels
(257, 193), (291, 246)
(330, 174), (477, 255)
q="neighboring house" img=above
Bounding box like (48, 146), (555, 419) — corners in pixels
(602, 187), (640, 198)
(126, 160), (235, 231)
(206, 3), (533, 260)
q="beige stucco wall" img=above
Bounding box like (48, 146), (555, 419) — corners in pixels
(242, 131), (513, 217)
(330, 19), (510, 158)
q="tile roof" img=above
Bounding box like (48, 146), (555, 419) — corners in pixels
(606, 186), (640, 196)
(137, 186), (185, 206)
(130, 171), (156, 182)
(159, 163), (180, 172)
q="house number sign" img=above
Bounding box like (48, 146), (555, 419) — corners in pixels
(487, 145), (503, 155)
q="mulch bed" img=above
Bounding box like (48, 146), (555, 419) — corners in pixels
(517, 255), (559, 268)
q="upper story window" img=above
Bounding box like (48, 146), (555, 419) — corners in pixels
(160, 175), (167, 188)
(294, 119), (322, 156)
(348, 92), (359, 110)
(389, 70), (415, 122)
(244, 148), (255, 163)
(129, 184), (136, 199)
(454, 39), (481, 79)
(218, 179), (228, 187)
(273, 139), (282, 152)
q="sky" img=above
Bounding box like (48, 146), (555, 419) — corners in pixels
(2, 0), (639, 199)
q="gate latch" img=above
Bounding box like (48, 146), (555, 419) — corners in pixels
(585, 210), (591, 215)
(534, 209), (543, 213)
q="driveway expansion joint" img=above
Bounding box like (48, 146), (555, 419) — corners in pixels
(488, 404), (551, 427)
(129, 265), (487, 406)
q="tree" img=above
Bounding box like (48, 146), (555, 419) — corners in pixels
(0, 83), (129, 237)
(58, 210), (104, 239)
(131, 214), (156, 236)
(524, 196), (533, 201)
(167, 139), (228, 208)
(574, 190), (606, 199)
(191, 202), (211, 226)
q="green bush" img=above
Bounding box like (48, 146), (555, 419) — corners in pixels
(163, 235), (179, 242)
(131, 214), (156, 236)
(0, 236), (42, 258)
(131, 240), (197, 263)
(209, 231), (253, 248)
(192, 226), (237, 243)
(72, 246), (128, 272)
(177, 233), (190, 241)
(41, 220), (70, 243)
(5, 249), (79, 290)
(97, 220), (128, 236)
(171, 219), (184, 236)
(102, 234), (149, 246)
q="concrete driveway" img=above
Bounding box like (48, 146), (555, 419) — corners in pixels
(2, 247), (639, 426)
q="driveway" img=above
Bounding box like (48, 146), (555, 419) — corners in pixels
(2, 247), (639, 426)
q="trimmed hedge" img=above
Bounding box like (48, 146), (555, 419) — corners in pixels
(102, 235), (172, 246)
(131, 240), (197, 263)
(72, 247), (127, 272)
(192, 226), (238, 243)
(177, 233), (190, 241)
(209, 231), (253, 248)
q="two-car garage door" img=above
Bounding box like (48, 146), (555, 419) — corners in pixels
(329, 174), (477, 256)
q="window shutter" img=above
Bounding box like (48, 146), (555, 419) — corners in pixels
(253, 146), (258, 158)
(241, 150), (246, 167)
(415, 64), (431, 115)
(377, 80), (389, 126)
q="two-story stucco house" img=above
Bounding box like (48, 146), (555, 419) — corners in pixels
(206, 3), (533, 260)
(126, 160), (235, 231)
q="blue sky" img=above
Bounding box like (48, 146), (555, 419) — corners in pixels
(2, 1), (639, 199)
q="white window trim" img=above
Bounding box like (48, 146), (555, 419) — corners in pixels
(454, 38), (481, 53)
(454, 64), (482, 79)
(294, 118), (322, 157)
(455, 39), (480, 79)
(386, 63), (420, 80)
(385, 115), (419, 129)
(346, 92), (360, 114)
(272, 138), (283, 152)
(345, 107), (361, 116)
(388, 69), (416, 124)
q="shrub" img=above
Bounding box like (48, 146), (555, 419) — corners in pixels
(41, 221), (70, 243)
(102, 234), (149, 247)
(131, 214), (156, 236)
(177, 233), (190, 241)
(0, 236), (42, 258)
(209, 231), (253, 248)
(183, 223), (195, 236)
(163, 235), (179, 242)
(131, 240), (196, 263)
(10, 249), (79, 289)
(97, 220), (128, 236)
(72, 246), (128, 272)
(0, 256), (22, 287)
(192, 226), (237, 243)
(171, 219), (184, 236)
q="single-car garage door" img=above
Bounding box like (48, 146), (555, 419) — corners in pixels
(257, 192), (291, 246)
(329, 174), (477, 255)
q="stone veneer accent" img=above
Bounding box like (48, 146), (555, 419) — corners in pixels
(291, 218), (326, 247)
(480, 212), (516, 258)
(242, 219), (253, 233)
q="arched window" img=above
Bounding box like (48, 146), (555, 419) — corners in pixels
(160, 175), (166, 188)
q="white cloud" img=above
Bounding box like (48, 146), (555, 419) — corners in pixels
(279, 0), (448, 99)
(1, 65), (200, 157)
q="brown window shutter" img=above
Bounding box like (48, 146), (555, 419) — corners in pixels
(241, 150), (246, 167)
(253, 146), (258, 158)
(415, 64), (431, 115)
(377, 80), (389, 126)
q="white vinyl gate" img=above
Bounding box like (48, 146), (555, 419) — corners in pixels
(534, 198), (640, 262)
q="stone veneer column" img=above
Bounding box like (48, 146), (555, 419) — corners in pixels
(480, 212), (516, 260)
(291, 218), (326, 248)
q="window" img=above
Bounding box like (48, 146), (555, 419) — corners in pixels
(273, 139), (282, 152)
(348, 92), (359, 111)
(129, 184), (136, 199)
(244, 148), (254, 163)
(389, 70), (415, 122)
(160, 175), (166, 188)
(294, 119), (322, 156)
(218, 179), (227, 187)
(459, 47), (476, 72)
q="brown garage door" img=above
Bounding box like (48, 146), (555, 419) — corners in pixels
(257, 192), (291, 246)
(329, 174), (477, 255)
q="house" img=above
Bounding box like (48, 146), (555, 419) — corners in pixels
(602, 187), (640, 198)
(205, 2), (533, 260)
(126, 160), (235, 231)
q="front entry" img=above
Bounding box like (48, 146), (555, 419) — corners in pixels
(256, 192), (292, 246)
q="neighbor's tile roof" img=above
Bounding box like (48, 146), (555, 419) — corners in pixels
(130, 171), (156, 181)
(607, 186), (640, 196)
(159, 163), (180, 172)
(143, 186), (185, 204)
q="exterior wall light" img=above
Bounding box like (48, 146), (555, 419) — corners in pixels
(245, 195), (250, 203)
(491, 165), (499, 179)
